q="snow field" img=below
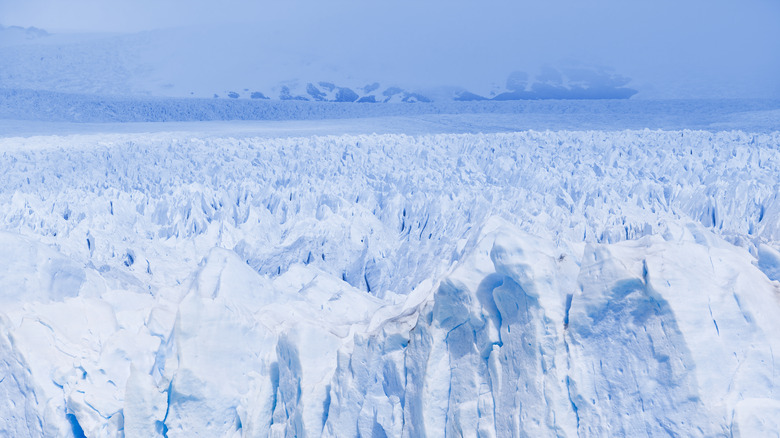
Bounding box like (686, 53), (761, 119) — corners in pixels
(0, 129), (779, 436)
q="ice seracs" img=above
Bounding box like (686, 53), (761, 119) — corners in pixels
(0, 129), (779, 436)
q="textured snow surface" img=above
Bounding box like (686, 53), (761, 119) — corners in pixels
(2, 91), (780, 131)
(1, 129), (779, 437)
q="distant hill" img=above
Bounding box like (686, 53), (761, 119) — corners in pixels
(0, 25), (639, 103)
(0, 24), (49, 45)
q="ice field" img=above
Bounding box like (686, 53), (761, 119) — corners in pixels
(3, 1), (780, 435)
(1, 109), (779, 436)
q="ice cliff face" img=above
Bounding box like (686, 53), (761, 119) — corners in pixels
(0, 129), (779, 436)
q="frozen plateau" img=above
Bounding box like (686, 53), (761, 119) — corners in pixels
(1, 105), (780, 438)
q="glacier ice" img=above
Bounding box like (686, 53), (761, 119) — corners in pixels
(0, 128), (779, 436)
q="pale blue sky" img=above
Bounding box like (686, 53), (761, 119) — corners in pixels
(2, 0), (778, 98)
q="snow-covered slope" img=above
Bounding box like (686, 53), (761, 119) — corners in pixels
(0, 24), (638, 102)
(1, 128), (779, 436)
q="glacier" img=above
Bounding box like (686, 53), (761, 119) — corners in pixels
(1, 126), (779, 437)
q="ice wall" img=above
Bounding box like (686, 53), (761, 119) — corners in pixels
(0, 129), (779, 436)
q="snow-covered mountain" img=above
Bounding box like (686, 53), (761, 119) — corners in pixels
(0, 24), (637, 102)
(0, 126), (779, 436)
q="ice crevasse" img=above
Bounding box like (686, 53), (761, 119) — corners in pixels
(0, 130), (779, 437)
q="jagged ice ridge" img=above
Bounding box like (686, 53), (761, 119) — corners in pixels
(1, 129), (779, 436)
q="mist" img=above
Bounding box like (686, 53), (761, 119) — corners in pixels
(1, 0), (778, 98)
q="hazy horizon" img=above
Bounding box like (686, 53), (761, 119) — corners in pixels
(1, 0), (778, 99)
